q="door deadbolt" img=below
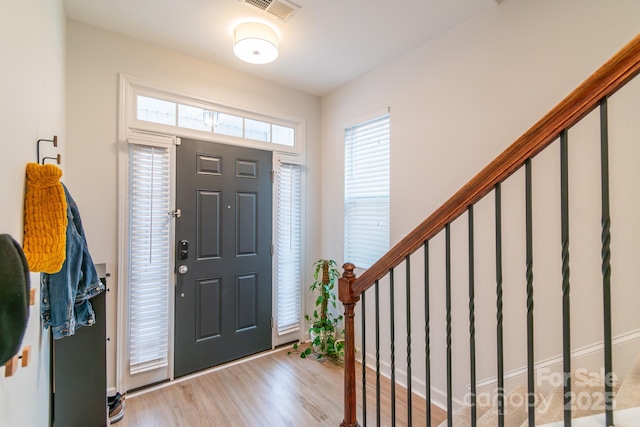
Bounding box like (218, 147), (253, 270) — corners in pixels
(178, 240), (189, 259)
(178, 265), (188, 275)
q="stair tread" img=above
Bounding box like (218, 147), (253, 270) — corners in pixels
(616, 353), (640, 410)
(536, 406), (640, 426)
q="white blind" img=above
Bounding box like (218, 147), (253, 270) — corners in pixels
(275, 163), (302, 334)
(344, 114), (390, 269)
(128, 144), (171, 374)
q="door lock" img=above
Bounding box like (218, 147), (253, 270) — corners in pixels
(178, 240), (189, 260)
(178, 265), (188, 275)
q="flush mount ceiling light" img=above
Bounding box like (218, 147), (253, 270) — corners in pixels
(233, 22), (279, 65)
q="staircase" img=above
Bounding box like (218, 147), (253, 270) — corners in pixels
(338, 34), (640, 427)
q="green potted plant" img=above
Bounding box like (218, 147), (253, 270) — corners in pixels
(292, 259), (344, 361)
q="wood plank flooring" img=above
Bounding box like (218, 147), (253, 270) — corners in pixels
(116, 347), (446, 427)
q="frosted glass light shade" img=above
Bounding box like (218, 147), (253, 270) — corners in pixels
(233, 22), (279, 64)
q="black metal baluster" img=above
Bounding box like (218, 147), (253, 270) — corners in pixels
(424, 241), (432, 427)
(526, 159), (535, 427)
(406, 256), (413, 427)
(362, 291), (367, 427)
(375, 280), (381, 426)
(390, 268), (396, 426)
(560, 129), (572, 427)
(496, 183), (505, 427)
(468, 206), (477, 427)
(600, 98), (614, 427)
(446, 224), (453, 427)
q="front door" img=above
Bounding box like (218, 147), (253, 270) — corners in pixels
(174, 138), (273, 377)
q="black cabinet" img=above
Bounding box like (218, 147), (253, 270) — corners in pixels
(52, 264), (107, 427)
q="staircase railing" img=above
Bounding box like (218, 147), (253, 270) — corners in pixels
(339, 34), (640, 427)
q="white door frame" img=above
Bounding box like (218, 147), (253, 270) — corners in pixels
(116, 74), (307, 392)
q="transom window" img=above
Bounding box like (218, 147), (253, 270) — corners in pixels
(136, 95), (295, 146)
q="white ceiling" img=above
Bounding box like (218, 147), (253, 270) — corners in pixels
(62, 0), (499, 96)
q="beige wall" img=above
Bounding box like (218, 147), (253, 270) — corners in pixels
(3, 0), (639, 421)
(321, 0), (640, 407)
(65, 21), (322, 391)
(0, 0), (66, 425)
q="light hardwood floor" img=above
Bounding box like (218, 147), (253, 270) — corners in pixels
(116, 347), (446, 427)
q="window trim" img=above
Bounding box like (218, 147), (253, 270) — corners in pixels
(121, 74), (306, 156)
(117, 131), (177, 391)
(272, 153), (306, 347)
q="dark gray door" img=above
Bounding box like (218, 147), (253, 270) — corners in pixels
(174, 138), (272, 377)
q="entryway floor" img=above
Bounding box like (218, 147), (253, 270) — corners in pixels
(115, 345), (447, 426)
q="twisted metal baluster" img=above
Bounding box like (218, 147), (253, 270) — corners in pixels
(560, 130), (572, 427)
(600, 98), (614, 427)
(361, 291), (367, 427)
(375, 280), (381, 426)
(495, 183), (504, 427)
(424, 241), (432, 427)
(468, 206), (477, 427)
(446, 224), (453, 427)
(406, 256), (412, 426)
(525, 159), (535, 427)
(390, 268), (396, 426)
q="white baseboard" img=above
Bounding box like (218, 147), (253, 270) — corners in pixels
(474, 328), (640, 394)
(355, 328), (640, 413)
(357, 350), (463, 411)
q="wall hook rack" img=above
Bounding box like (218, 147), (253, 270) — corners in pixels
(36, 135), (61, 164)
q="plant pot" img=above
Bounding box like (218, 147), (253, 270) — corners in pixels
(310, 328), (333, 354)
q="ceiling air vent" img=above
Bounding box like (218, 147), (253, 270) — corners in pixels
(239, 0), (300, 22)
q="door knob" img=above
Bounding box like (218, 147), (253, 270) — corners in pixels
(178, 265), (188, 275)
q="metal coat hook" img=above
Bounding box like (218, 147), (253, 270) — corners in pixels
(42, 154), (62, 165)
(36, 135), (61, 164)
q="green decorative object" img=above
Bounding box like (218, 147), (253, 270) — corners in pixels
(0, 234), (30, 366)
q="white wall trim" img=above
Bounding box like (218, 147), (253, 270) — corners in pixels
(358, 350), (462, 411)
(354, 328), (640, 413)
(475, 328), (640, 391)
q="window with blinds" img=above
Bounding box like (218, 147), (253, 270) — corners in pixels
(344, 113), (390, 269)
(275, 162), (302, 334)
(128, 144), (171, 374)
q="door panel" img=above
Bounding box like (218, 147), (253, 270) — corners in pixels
(175, 138), (272, 377)
(197, 190), (221, 259)
(196, 277), (221, 340)
(236, 273), (258, 331)
(237, 192), (258, 255)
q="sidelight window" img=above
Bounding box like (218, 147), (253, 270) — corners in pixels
(274, 161), (303, 335)
(128, 143), (172, 375)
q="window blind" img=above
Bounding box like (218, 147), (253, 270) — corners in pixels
(128, 144), (171, 374)
(344, 114), (390, 269)
(275, 163), (302, 334)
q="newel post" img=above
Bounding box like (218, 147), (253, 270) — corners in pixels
(339, 262), (360, 427)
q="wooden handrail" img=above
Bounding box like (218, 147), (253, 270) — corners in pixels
(349, 33), (640, 298)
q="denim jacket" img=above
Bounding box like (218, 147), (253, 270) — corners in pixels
(41, 184), (104, 339)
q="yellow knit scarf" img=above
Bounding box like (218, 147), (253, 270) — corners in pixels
(23, 163), (67, 273)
